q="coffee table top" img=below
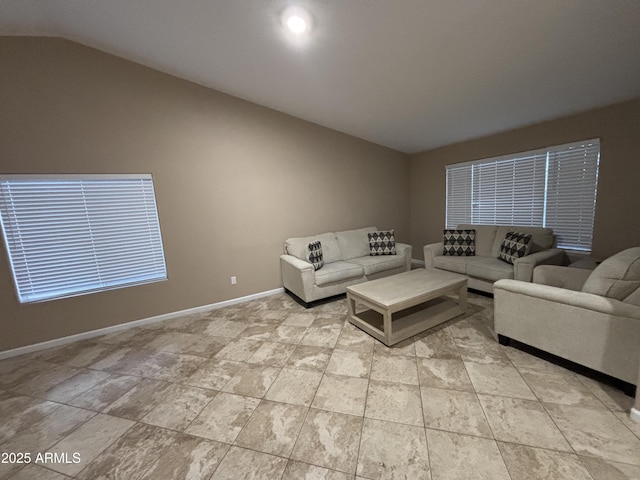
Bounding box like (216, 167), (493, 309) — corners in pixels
(346, 268), (467, 308)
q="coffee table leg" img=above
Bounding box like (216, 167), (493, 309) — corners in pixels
(347, 293), (356, 319)
(383, 309), (392, 345)
(458, 284), (467, 311)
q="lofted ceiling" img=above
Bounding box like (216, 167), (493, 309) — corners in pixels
(2, 0), (640, 153)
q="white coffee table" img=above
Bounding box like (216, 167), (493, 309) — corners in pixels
(346, 268), (467, 346)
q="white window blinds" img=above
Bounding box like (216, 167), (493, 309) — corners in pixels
(445, 139), (600, 251)
(0, 174), (167, 303)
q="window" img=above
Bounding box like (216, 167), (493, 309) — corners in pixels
(0, 174), (167, 303)
(445, 139), (600, 251)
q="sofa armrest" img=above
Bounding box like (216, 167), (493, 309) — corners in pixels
(494, 279), (640, 320)
(423, 242), (443, 268)
(533, 265), (592, 291)
(396, 242), (413, 270)
(280, 254), (315, 301)
(512, 248), (565, 282)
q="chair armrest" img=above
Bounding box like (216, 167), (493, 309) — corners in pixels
(513, 248), (565, 282)
(494, 279), (640, 320)
(533, 265), (592, 291)
(396, 243), (413, 270)
(423, 242), (443, 268)
(280, 254), (315, 301)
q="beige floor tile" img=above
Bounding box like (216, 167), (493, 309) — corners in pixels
(312, 374), (369, 416)
(614, 411), (640, 439)
(240, 323), (278, 342)
(185, 392), (260, 443)
(46, 413), (134, 476)
(357, 418), (430, 479)
(479, 394), (571, 451)
(465, 362), (536, 399)
(373, 337), (416, 357)
(335, 324), (375, 354)
(103, 379), (174, 420)
(32, 340), (116, 368)
(214, 338), (264, 361)
(518, 367), (606, 409)
(417, 358), (474, 392)
(414, 326), (460, 359)
(426, 429), (510, 480)
(125, 351), (207, 383)
(140, 434), (228, 479)
(545, 403), (640, 465)
(577, 376), (635, 412)
(66, 374), (142, 411)
(283, 312), (317, 327)
(370, 353), (419, 385)
(141, 384), (216, 430)
(265, 368), (323, 406)
(325, 348), (372, 378)
(291, 409), (363, 474)
(312, 314), (346, 329)
(152, 332), (231, 357)
(580, 455), (640, 480)
(421, 387), (492, 438)
(247, 341), (297, 367)
(0, 395), (63, 444)
(282, 460), (354, 480)
(75, 423), (178, 480)
(504, 347), (571, 374)
(202, 318), (249, 338)
(498, 442), (593, 480)
(183, 358), (243, 390)
(272, 325), (309, 344)
(8, 465), (72, 480)
(299, 327), (342, 348)
(365, 380), (423, 426)
(234, 400), (307, 456)
(210, 446), (288, 480)
(286, 345), (332, 372)
(222, 364), (281, 398)
(40, 369), (112, 403)
(12, 364), (81, 397)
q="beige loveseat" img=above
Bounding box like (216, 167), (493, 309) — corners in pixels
(281, 227), (412, 307)
(494, 247), (640, 394)
(423, 224), (565, 293)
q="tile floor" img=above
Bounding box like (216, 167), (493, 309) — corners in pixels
(0, 292), (639, 479)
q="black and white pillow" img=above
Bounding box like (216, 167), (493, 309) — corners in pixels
(368, 230), (396, 255)
(443, 229), (476, 256)
(308, 240), (324, 270)
(498, 231), (533, 264)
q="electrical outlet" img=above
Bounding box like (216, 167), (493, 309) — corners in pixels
(230, 276), (237, 285)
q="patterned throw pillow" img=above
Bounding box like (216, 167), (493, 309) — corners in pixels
(368, 230), (396, 255)
(308, 240), (324, 270)
(498, 231), (533, 264)
(443, 229), (476, 256)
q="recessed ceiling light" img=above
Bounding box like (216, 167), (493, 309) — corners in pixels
(282, 6), (312, 35)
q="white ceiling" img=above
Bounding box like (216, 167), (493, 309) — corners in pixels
(2, 0), (640, 153)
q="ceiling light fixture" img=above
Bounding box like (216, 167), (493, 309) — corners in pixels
(282, 6), (312, 35)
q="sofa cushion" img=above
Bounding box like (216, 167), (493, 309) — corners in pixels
(433, 255), (470, 274)
(368, 230), (396, 255)
(285, 232), (342, 264)
(498, 231), (533, 265)
(443, 229), (475, 256)
(467, 257), (514, 282)
(582, 247), (640, 302)
(314, 261), (364, 286)
(336, 227), (376, 261)
(347, 255), (405, 276)
(458, 224), (497, 257)
(308, 241), (324, 271)
(492, 225), (554, 256)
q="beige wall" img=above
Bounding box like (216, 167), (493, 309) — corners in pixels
(0, 37), (409, 351)
(410, 98), (640, 261)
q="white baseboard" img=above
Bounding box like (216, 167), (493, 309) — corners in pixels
(0, 287), (284, 361)
(631, 407), (640, 425)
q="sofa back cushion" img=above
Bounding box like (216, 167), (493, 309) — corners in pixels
(582, 247), (640, 303)
(458, 224), (497, 257)
(285, 232), (343, 264)
(492, 225), (554, 256)
(336, 227), (376, 260)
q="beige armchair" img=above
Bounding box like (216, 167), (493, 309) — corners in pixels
(494, 247), (640, 398)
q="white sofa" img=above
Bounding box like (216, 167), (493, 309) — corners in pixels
(423, 224), (565, 293)
(280, 227), (412, 307)
(494, 247), (640, 395)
